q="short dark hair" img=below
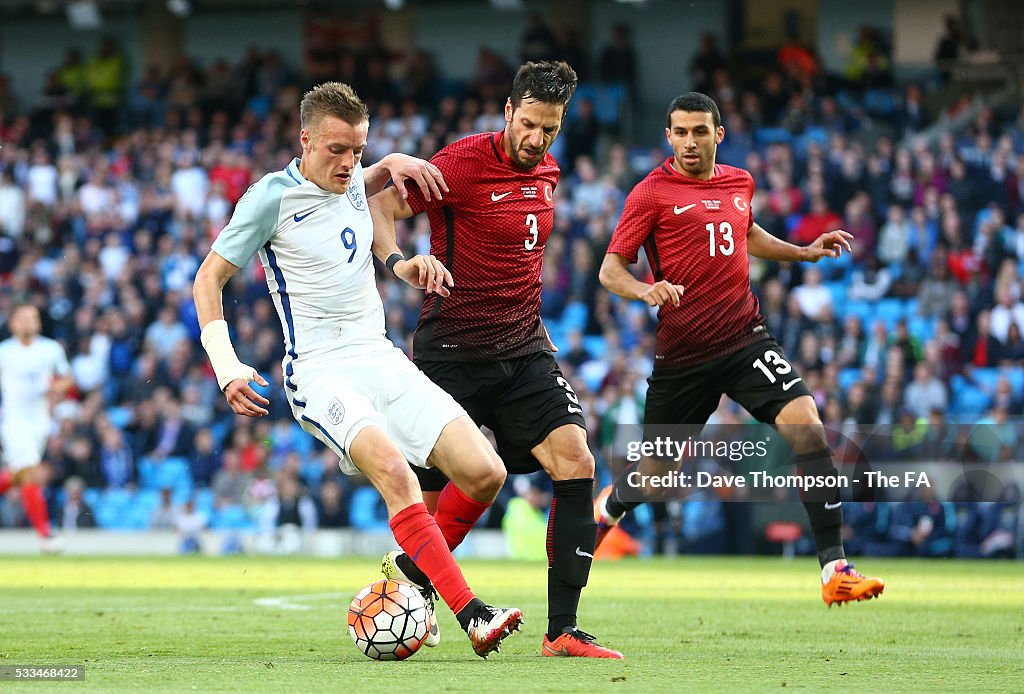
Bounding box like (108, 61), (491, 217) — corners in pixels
(667, 92), (721, 129)
(300, 82), (369, 131)
(509, 61), (578, 111)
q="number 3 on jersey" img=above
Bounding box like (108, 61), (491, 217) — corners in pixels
(525, 214), (539, 251)
(556, 376), (583, 414)
(706, 221), (734, 257)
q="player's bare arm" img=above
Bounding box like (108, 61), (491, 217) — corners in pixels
(368, 186), (452, 297)
(599, 252), (684, 307)
(193, 251), (270, 417)
(747, 222), (854, 262)
(363, 153), (448, 202)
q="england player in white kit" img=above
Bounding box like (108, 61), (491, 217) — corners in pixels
(0, 304), (74, 550)
(192, 82), (523, 658)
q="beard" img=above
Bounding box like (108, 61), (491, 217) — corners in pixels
(509, 135), (546, 169)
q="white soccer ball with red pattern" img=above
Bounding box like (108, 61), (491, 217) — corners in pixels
(347, 579), (431, 660)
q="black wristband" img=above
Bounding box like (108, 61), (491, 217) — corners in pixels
(385, 253), (405, 274)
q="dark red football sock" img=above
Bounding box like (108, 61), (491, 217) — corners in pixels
(389, 502), (474, 614)
(433, 482), (490, 550)
(20, 484), (51, 538)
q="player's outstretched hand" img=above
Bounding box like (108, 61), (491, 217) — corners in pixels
(642, 280), (685, 307)
(395, 255), (453, 296)
(805, 230), (854, 262)
(223, 371), (270, 417)
(384, 154), (449, 202)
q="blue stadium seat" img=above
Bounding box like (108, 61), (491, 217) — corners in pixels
(582, 335), (608, 361)
(211, 504), (253, 530)
(193, 488), (216, 518)
(864, 89), (896, 116)
(950, 382), (991, 417)
(844, 300), (874, 323)
(349, 486), (389, 530)
(754, 127), (792, 146)
(907, 315), (936, 342)
(876, 298), (905, 327)
(96, 488), (135, 529)
(839, 368), (862, 391)
(561, 301), (589, 332)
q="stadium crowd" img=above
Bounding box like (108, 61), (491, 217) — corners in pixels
(0, 22), (1020, 558)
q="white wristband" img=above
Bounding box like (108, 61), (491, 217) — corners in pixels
(200, 319), (257, 391)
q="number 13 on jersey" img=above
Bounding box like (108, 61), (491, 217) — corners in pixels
(706, 221), (734, 257)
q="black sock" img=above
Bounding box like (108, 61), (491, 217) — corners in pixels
(455, 597), (484, 631)
(795, 448), (846, 568)
(547, 478), (596, 640)
(604, 465), (643, 519)
(397, 552), (431, 588)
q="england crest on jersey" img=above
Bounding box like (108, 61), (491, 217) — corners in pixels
(347, 185), (366, 211)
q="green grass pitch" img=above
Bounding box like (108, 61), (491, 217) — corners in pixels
(1, 555), (1022, 692)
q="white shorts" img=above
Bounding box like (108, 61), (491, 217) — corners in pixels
(286, 346), (465, 476)
(1, 419), (50, 471)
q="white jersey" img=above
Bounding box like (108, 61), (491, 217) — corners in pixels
(213, 158), (466, 474)
(212, 158), (388, 377)
(0, 336), (70, 423)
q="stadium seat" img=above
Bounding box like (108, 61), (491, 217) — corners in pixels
(349, 486), (389, 530)
(765, 521), (803, 559)
(211, 504), (253, 530)
(561, 301), (589, 332)
(839, 368), (862, 391)
(754, 127), (792, 146)
(876, 298), (905, 328)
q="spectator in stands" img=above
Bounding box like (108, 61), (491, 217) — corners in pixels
(988, 285), (1024, 343)
(792, 266), (832, 320)
(60, 475), (96, 532)
(315, 478), (350, 528)
(934, 15), (966, 83)
(151, 487), (177, 530)
(599, 23), (637, 101)
(690, 33), (727, 95)
(848, 256), (892, 302)
(847, 26), (892, 88)
(520, 13), (560, 64)
(267, 473), (316, 554)
(175, 497), (207, 554)
(903, 363), (948, 418)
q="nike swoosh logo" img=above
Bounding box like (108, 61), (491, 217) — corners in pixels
(491, 191), (512, 201)
(575, 547), (594, 559)
(781, 378), (803, 391)
(453, 517), (473, 524)
(824, 501), (843, 510)
(293, 210), (316, 222)
(543, 644), (569, 656)
(674, 204), (696, 214)
(411, 539), (431, 562)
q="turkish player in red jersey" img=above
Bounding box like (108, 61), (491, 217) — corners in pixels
(369, 62), (622, 658)
(597, 93), (884, 607)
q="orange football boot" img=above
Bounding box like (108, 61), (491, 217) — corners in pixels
(542, 628), (624, 659)
(822, 560), (885, 607)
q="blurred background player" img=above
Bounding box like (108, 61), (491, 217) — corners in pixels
(193, 81), (522, 658)
(370, 61), (622, 658)
(0, 304), (74, 552)
(597, 92), (884, 607)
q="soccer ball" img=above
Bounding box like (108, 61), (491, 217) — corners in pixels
(347, 579), (432, 660)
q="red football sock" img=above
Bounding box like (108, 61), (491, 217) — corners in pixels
(389, 503), (474, 615)
(20, 484), (51, 538)
(0, 469), (11, 495)
(433, 482), (490, 550)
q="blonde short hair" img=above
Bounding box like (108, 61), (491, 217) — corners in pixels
(299, 82), (369, 131)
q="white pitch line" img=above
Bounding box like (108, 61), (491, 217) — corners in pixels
(252, 592), (349, 611)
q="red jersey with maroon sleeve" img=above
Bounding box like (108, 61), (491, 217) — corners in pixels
(404, 131), (559, 362)
(607, 159), (768, 369)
